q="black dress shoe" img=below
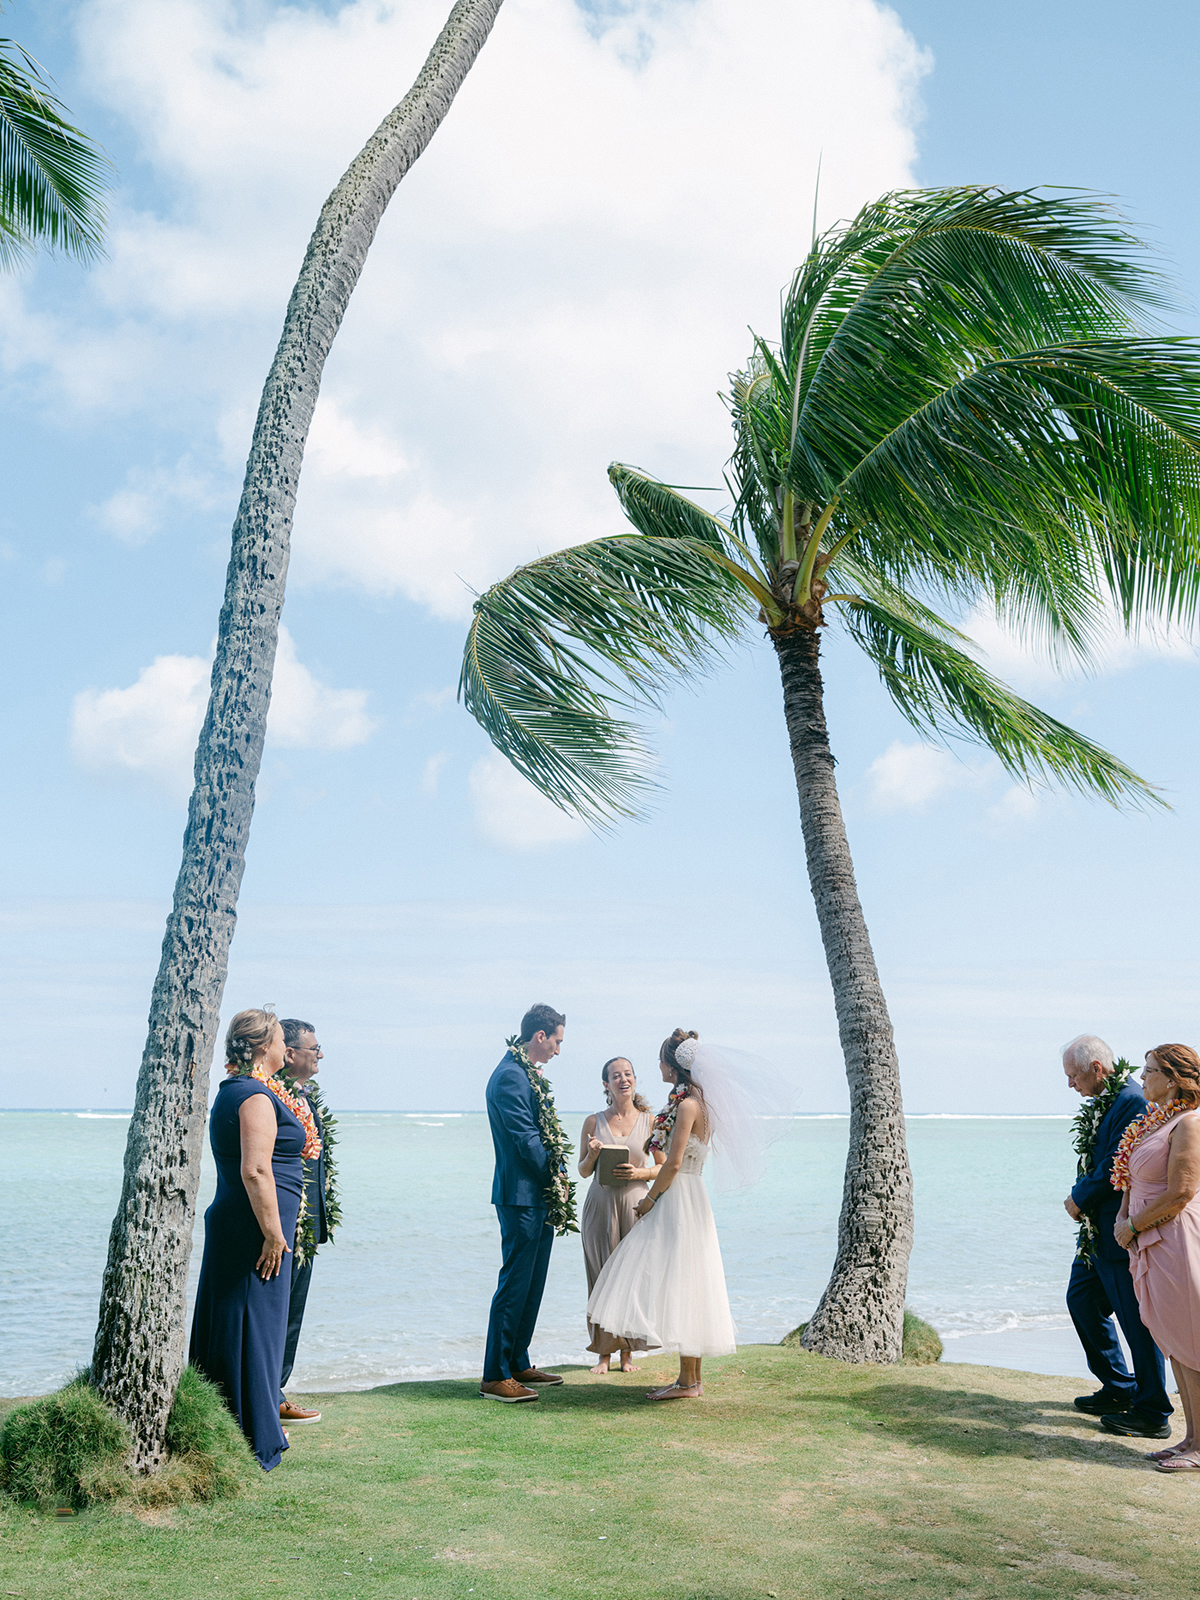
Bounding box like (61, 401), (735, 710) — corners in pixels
(1074, 1390), (1134, 1414)
(1100, 1410), (1172, 1438)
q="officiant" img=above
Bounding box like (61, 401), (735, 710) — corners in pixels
(578, 1057), (664, 1373)
(1062, 1034), (1172, 1438)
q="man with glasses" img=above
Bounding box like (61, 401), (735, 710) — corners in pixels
(278, 1018), (331, 1425)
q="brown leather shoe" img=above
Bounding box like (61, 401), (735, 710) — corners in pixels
(479, 1378), (538, 1402)
(514, 1367), (564, 1386)
(280, 1401), (322, 1424)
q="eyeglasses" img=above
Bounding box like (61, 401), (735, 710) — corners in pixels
(291, 1044), (323, 1055)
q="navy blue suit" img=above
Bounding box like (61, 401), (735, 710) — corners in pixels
(483, 1052), (554, 1382)
(1067, 1080), (1171, 1419)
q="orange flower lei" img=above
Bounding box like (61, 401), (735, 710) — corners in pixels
(226, 1061), (322, 1160)
(1110, 1100), (1180, 1192)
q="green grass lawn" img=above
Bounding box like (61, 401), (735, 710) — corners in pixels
(2, 1345), (1196, 1599)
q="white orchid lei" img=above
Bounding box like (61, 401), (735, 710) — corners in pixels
(506, 1035), (578, 1236)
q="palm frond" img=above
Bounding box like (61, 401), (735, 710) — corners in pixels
(0, 38), (109, 265)
(826, 339), (1200, 647)
(459, 532), (749, 823)
(840, 587), (1162, 809)
(606, 463), (731, 550)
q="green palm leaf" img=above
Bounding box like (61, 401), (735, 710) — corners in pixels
(0, 36), (109, 266)
(459, 532), (748, 822)
(831, 575), (1160, 807)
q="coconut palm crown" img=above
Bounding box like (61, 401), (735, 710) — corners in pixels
(460, 187), (1200, 1361)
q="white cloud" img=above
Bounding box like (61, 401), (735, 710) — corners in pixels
(986, 784), (1040, 828)
(71, 651), (210, 800)
(963, 600), (1198, 693)
(866, 739), (1050, 831)
(266, 627), (379, 750)
(866, 741), (982, 812)
(421, 752), (449, 797)
(5, 0), (927, 619)
(91, 455), (217, 545)
(70, 625), (377, 800)
(468, 753), (589, 851)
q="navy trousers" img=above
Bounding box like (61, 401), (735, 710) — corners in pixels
(280, 1252), (314, 1399)
(483, 1204), (554, 1382)
(1067, 1251), (1171, 1420)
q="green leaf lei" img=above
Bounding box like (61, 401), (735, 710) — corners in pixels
(278, 1072), (341, 1268)
(505, 1035), (579, 1236)
(1070, 1058), (1132, 1262)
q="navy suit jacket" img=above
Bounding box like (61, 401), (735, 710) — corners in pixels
(1072, 1080), (1146, 1262)
(486, 1052), (551, 1207)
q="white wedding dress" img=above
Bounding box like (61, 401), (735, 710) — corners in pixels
(585, 1133), (737, 1357)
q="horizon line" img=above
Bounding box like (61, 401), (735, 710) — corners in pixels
(1, 1107), (1078, 1119)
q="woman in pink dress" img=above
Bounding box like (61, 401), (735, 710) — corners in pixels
(1114, 1043), (1200, 1472)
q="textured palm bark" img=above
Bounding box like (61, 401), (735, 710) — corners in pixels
(773, 624), (913, 1362)
(90, 0), (507, 1472)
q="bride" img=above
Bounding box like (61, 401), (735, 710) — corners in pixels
(585, 1028), (737, 1400)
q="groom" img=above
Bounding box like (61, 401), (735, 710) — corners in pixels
(480, 1003), (567, 1402)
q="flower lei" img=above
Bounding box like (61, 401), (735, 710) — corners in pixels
(225, 1059), (323, 1161)
(647, 1082), (691, 1157)
(1110, 1099), (1183, 1193)
(1070, 1058), (1131, 1261)
(505, 1036), (578, 1236)
(277, 1072), (341, 1268)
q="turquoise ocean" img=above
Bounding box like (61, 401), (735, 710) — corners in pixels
(1, 1111), (1113, 1398)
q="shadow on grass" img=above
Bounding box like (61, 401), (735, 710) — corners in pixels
(839, 1382), (1160, 1472)
(365, 1369), (691, 1412)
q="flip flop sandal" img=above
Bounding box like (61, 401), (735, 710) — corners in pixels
(1156, 1453), (1200, 1472)
(1146, 1446), (1185, 1461)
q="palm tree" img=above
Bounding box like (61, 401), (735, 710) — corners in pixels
(0, 24), (108, 265)
(90, 0), (506, 1472)
(460, 187), (1200, 1363)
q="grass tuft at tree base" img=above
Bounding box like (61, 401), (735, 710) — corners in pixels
(158, 1364), (256, 1503)
(0, 1366), (254, 1510)
(781, 1307), (943, 1364)
(900, 1308), (944, 1364)
(0, 1376), (128, 1509)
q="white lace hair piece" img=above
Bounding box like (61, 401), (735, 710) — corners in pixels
(681, 1041), (800, 1192)
(675, 1036), (700, 1070)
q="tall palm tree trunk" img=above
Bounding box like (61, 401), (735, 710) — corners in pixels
(772, 624), (913, 1362)
(90, 0), (506, 1472)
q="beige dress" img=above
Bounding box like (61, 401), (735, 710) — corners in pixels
(581, 1107), (654, 1355)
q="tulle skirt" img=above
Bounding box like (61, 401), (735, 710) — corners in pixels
(585, 1172), (737, 1357)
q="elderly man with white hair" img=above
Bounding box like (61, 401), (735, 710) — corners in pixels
(1063, 1034), (1172, 1438)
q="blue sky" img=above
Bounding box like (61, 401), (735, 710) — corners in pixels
(2, 0), (1198, 1112)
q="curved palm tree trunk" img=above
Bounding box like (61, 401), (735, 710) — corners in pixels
(773, 624), (913, 1363)
(90, 0), (506, 1472)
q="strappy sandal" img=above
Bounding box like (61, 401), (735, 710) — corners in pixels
(1156, 1452), (1200, 1472)
(647, 1381), (702, 1401)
